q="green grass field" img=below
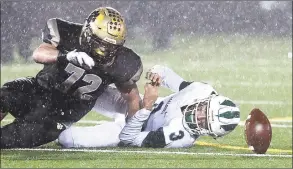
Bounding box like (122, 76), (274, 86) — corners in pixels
(1, 34), (292, 168)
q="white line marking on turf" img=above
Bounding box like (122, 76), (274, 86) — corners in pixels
(2, 119), (291, 128)
(270, 119), (292, 123)
(235, 100), (292, 105)
(6, 148), (292, 158)
(211, 82), (292, 87)
(238, 122), (292, 128)
(1, 119), (106, 125)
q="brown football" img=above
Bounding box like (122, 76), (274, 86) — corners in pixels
(244, 108), (272, 154)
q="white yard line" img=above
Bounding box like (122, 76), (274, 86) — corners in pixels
(2, 119), (291, 128)
(238, 122), (292, 128)
(1, 119), (107, 125)
(5, 148), (292, 158)
(235, 100), (292, 105)
(270, 119), (292, 123)
(210, 82), (292, 87)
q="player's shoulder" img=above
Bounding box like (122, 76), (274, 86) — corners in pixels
(44, 18), (83, 37)
(115, 46), (142, 63)
(111, 46), (143, 83)
(42, 18), (83, 49)
(116, 46), (143, 74)
(46, 18), (83, 29)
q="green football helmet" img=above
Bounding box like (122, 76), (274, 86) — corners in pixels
(182, 94), (240, 138)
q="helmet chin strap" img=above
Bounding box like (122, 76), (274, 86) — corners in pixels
(95, 54), (116, 67)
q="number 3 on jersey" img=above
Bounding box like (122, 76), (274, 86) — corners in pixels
(58, 63), (102, 100)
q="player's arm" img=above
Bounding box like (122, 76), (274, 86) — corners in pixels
(32, 18), (94, 69)
(115, 60), (144, 119)
(116, 83), (142, 119)
(32, 43), (59, 63)
(119, 116), (196, 148)
(118, 108), (167, 148)
(32, 18), (61, 64)
(147, 65), (193, 92)
(119, 82), (161, 147)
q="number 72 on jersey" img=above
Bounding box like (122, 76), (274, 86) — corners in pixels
(57, 63), (102, 100)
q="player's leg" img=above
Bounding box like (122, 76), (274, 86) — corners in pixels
(58, 121), (124, 148)
(1, 118), (67, 148)
(0, 77), (36, 119)
(92, 85), (166, 121)
(93, 85), (163, 120)
(1, 97), (67, 148)
(92, 85), (128, 120)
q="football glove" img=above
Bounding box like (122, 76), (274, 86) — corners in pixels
(66, 49), (95, 69)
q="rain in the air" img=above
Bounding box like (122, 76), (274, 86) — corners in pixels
(0, 1), (292, 168)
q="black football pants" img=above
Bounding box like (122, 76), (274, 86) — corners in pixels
(0, 78), (67, 148)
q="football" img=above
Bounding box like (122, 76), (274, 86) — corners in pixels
(244, 108), (272, 154)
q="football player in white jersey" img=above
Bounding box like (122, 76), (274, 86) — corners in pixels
(58, 65), (240, 148)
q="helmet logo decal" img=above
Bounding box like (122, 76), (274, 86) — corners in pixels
(84, 7), (126, 46)
(216, 110), (240, 119)
(107, 22), (123, 37)
(220, 100), (236, 107)
(96, 13), (105, 23)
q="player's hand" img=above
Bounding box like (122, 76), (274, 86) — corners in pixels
(145, 71), (162, 86)
(66, 49), (95, 69)
(143, 83), (159, 111)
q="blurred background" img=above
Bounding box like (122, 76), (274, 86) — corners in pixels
(1, 1), (292, 63)
(0, 0), (292, 105)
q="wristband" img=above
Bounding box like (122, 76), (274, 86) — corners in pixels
(57, 51), (68, 63)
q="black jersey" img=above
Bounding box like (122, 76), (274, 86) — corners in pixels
(36, 18), (143, 102)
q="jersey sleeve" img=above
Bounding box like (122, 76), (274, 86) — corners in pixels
(41, 18), (82, 50)
(119, 108), (151, 146)
(42, 18), (61, 47)
(149, 65), (185, 92)
(119, 116), (196, 148)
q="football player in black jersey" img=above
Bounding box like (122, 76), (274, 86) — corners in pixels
(0, 7), (143, 148)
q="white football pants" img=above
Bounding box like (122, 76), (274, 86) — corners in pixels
(58, 85), (164, 148)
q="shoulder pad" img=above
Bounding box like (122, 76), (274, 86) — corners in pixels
(114, 47), (143, 85)
(42, 18), (83, 47)
(42, 18), (60, 47)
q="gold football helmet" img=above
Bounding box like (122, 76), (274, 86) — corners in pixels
(80, 7), (126, 64)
